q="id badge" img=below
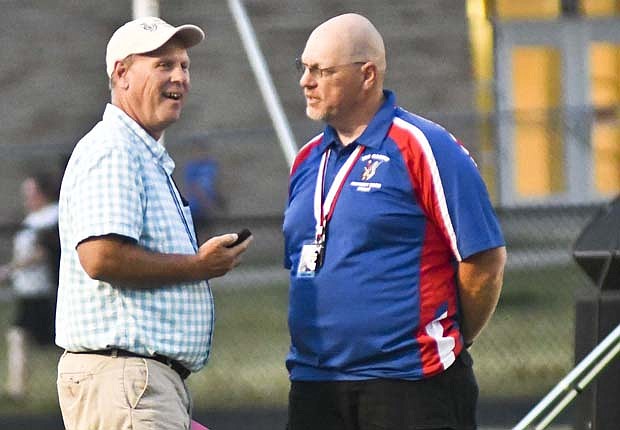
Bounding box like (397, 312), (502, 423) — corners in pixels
(297, 243), (324, 278)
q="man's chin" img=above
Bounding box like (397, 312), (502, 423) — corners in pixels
(305, 107), (326, 122)
(161, 109), (183, 125)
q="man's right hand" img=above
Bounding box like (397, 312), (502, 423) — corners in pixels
(196, 232), (253, 280)
(77, 233), (252, 287)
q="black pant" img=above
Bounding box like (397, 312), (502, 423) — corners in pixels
(287, 351), (478, 430)
(13, 296), (56, 345)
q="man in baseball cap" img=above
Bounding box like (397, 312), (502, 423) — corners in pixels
(100, 16), (207, 138)
(56, 16), (252, 430)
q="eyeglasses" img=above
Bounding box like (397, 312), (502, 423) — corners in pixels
(295, 58), (367, 79)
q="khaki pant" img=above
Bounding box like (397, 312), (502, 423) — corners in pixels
(57, 351), (192, 430)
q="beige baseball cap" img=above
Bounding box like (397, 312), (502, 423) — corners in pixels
(106, 16), (205, 77)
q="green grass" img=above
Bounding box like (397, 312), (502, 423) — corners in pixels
(473, 264), (588, 398)
(0, 263), (591, 415)
(0, 300), (63, 414)
(188, 282), (290, 409)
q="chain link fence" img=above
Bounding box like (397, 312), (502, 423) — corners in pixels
(3, 2), (618, 429)
(0, 114), (608, 421)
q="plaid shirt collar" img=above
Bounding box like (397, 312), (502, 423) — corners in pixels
(103, 103), (175, 175)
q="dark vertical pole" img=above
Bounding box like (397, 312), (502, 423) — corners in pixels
(562, 0), (580, 16)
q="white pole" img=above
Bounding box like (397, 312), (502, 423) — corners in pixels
(534, 341), (620, 429)
(227, 0), (298, 169)
(132, 0), (159, 18)
(513, 323), (620, 430)
(131, 1), (164, 145)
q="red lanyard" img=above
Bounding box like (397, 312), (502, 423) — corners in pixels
(313, 145), (364, 244)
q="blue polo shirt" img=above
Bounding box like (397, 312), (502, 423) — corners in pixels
(283, 90), (504, 381)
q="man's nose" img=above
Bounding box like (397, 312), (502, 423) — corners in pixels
(299, 68), (315, 87)
(171, 66), (189, 84)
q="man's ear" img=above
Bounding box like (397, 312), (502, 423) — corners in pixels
(114, 61), (130, 90)
(361, 62), (377, 90)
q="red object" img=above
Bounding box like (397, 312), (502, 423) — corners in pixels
(191, 419), (209, 430)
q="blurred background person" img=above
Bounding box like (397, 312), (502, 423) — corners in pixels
(184, 144), (227, 236)
(0, 172), (60, 402)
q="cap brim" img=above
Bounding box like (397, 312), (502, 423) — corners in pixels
(172, 24), (205, 49)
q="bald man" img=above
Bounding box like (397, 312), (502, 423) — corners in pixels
(283, 14), (506, 429)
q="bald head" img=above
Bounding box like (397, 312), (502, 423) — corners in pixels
(304, 13), (386, 75)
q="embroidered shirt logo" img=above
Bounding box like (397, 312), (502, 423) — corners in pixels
(362, 159), (380, 180)
(351, 154), (390, 192)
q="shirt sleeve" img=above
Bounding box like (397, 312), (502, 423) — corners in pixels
(67, 147), (144, 248)
(427, 130), (505, 260)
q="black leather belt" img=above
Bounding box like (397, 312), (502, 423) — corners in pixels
(70, 348), (191, 380)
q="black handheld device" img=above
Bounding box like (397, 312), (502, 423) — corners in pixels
(226, 228), (252, 248)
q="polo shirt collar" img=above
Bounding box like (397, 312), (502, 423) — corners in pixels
(103, 104), (175, 174)
(319, 90), (397, 152)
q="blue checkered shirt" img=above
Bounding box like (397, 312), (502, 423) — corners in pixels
(56, 104), (214, 372)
